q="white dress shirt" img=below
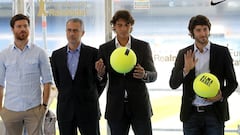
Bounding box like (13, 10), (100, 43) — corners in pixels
(192, 42), (214, 106)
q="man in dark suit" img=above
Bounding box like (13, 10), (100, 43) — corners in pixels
(169, 15), (238, 135)
(51, 18), (103, 135)
(95, 10), (157, 135)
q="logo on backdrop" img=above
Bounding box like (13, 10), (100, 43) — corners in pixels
(37, 0), (87, 16)
(210, 0), (226, 6)
(38, 0), (47, 16)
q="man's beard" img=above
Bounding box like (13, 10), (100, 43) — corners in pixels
(68, 37), (79, 45)
(196, 36), (208, 45)
(15, 32), (28, 40)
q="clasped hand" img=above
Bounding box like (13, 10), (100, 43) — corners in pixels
(95, 59), (145, 79)
(205, 90), (223, 102)
(95, 58), (106, 77)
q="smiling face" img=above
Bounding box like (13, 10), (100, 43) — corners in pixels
(12, 19), (29, 41)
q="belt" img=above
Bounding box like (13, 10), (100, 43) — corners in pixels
(192, 105), (214, 113)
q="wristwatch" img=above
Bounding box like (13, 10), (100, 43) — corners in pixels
(42, 103), (48, 108)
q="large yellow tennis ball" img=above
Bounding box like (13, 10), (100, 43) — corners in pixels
(193, 73), (220, 98)
(110, 47), (137, 74)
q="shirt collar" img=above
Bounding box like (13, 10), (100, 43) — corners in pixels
(67, 43), (81, 53)
(115, 36), (131, 48)
(194, 42), (210, 53)
(12, 42), (31, 50)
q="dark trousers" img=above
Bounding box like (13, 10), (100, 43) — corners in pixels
(108, 102), (152, 135)
(58, 118), (100, 135)
(183, 107), (224, 135)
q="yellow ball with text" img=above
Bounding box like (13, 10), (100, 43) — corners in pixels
(193, 73), (220, 98)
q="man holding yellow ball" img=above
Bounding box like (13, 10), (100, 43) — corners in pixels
(169, 15), (238, 135)
(95, 10), (157, 135)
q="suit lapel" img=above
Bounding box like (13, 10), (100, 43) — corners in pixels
(63, 46), (73, 80)
(130, 37), (137, 51)
(109, 39), (116, 53)
(130, 37), (140, 64)
(209, 43), (215, 72)
(106, 40), (117, 64)
(74, 44), (85, 80)
(189, 45), (196, 77)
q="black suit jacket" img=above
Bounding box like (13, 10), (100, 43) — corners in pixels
(51, 44), (103, 122)
(98, 36), (157, 121)
(169, 43), (238, 122)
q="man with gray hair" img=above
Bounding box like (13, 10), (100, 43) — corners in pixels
(51, 18), (104, 135)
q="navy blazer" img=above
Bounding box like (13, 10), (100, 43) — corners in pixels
(98, 36), (157, 121)
(169, 43), (238, 122)
(51, 44), (103, 122)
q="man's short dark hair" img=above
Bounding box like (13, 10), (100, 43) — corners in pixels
(10, 14), (30, 28)
(188, 15), (211, 38)
(110, 10), (135, 26)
